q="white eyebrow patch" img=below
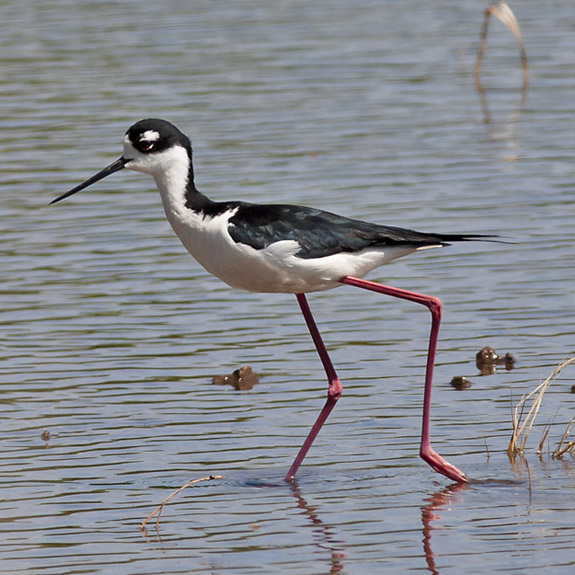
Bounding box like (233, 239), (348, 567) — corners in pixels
(141, 130), (160, 142)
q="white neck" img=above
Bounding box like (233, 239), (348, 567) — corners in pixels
(149, 146), (191, 211)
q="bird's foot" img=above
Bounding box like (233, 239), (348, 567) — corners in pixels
(420, 446), (468, 483)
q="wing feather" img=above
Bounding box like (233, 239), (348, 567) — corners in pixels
(227, 203), (483, 259)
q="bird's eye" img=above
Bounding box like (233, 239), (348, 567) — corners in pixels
(138, 139), (154, 152)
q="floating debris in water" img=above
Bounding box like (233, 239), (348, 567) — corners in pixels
(212, 365), (260, 390)
(503, 353), (516, 370)
(140, 474), (224, 535)
(476, 346), (516, 375)
(41, 430), (51, 446)
(450, 376), (473, 390)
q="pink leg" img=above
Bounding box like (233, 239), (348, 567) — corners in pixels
(340, 276), (467, 483)
(284, 293), (343, 482)
(285, 278), (467, 483)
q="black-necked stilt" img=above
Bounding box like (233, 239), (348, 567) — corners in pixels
(52, 118), (494, 483)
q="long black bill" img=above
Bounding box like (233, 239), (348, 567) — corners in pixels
(50, 157), (128, 205)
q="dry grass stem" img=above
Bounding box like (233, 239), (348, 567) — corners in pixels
(474, 1), (529, 92)
(483, 434), (490, 459)
(536, 423), (551, 457)
(553, 416), (575, 459)
(140, 474), (223, 533)
(508, 357), (575, 458)
(508, 378), (550, 457)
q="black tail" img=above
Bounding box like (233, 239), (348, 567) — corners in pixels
(379, 224), (503, 248)
(431, 232), (505, 246)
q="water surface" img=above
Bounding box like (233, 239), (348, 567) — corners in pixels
(1, 1), (574, 573)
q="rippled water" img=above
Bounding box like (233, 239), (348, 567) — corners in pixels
(1, 1), (574, 573)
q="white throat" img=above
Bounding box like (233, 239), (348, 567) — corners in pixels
(125, 143), (191, 213)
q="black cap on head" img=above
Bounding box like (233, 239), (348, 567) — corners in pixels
(126, 118), (192, 157)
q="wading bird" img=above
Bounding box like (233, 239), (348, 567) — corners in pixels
(52, 118), (492, 483)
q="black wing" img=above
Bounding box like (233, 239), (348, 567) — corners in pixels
(227, 202), (487, 259)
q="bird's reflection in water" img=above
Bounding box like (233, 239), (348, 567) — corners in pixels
(421, 482), (468, 575)
(289, 480), (346, 574)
